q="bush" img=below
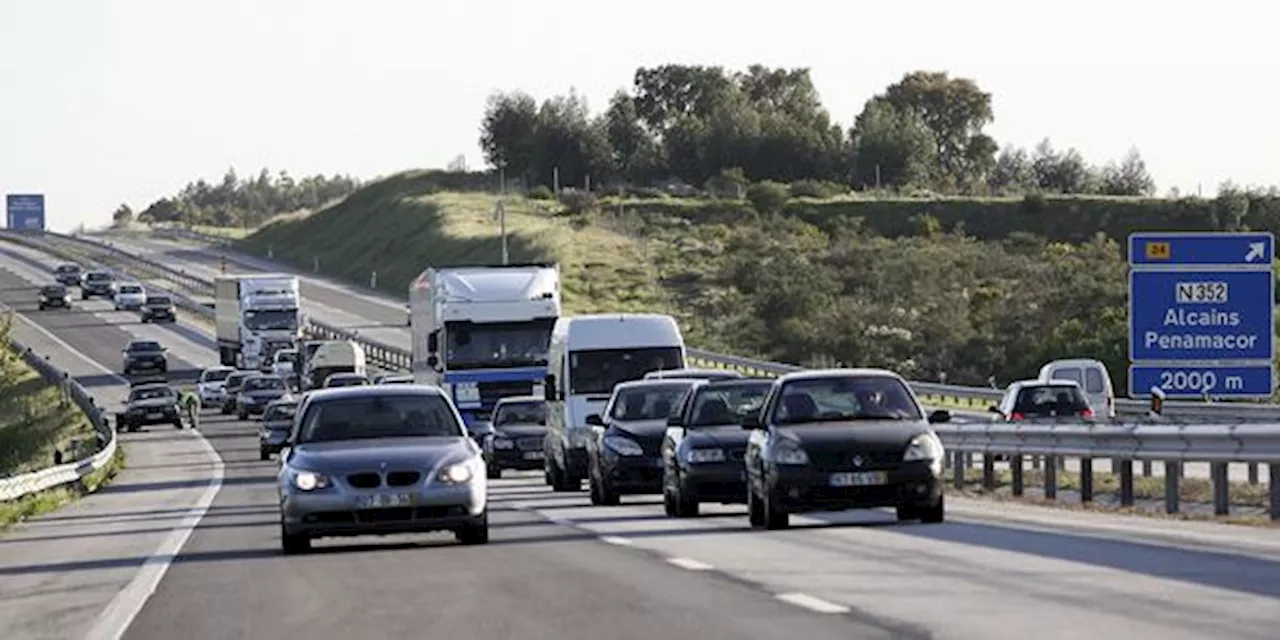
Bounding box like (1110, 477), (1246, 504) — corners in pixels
(528, 185), (554, 200)
(746, 181), (790, 214)
(628, 186), (668, 200)
(706, 168), (749, 199)
(558, 188), (599, 214)
(788, 180), (846, 199)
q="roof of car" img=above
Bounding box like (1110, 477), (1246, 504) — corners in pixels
(777, 368), (904, 382)
(612, 378), (700, 393)
(1010, 378), (1082, 390)
(495, 395), (544, 405)
(302, 384), (445, 402)
(644, 368), (745, 379)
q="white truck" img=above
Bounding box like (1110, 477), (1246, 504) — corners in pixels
(215, 274), (303, 370)
(410, 263), (562, 428)
(303, 340), (367, 390)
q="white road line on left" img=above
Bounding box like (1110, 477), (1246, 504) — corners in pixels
(775, 592), (851, 615)
(599, 535), (633, 546)
(666, 557), (714, 571)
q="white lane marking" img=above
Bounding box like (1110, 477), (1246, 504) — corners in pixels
(599, 535), (633, 546)
(775, 592), (851, 615)
(666, 557), (714, 571)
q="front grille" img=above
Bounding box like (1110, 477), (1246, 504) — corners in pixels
(727, 448), (746, 462)
(478, 380), (534, 407)
(347, 473), (381, 489)
(516, 437), (543, 451)
(808, 449), (904, 471)
(635, 436), (664, 456)
(386, 471), (421, 487)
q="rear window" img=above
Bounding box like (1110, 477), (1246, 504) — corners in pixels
(297, 394), (462, 443)
(129, 341), (162, 352)
(147, 296), (172, 305)
(41, 285), (66, 295)
(1014, 385), (1090, 416)
(225, 373), (251, 388)
(201, 369), (232, 382)
(1084, 368), (1106, 394)
(86, 272), (110, 281)
(688, 382), (772, 427)
(1050, 367), (1083, 385)
(493, 401), (547, 426)
(56, 265), (80, 273)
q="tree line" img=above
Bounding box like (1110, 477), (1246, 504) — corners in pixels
(111, 168), (361, 228)
(478, 66), (1157, 198)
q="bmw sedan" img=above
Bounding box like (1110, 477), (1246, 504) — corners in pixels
(277, 385), (489, 553)
(661, 378), (773, 517)
(743, 368), (949, 530)
(585, 379), (697, 506)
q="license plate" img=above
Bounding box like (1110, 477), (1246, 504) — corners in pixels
(146, 412), (163, 420)
(830, 471), (888, 487)
(522, 451), (545, 460)
(357, 493), (413, 509)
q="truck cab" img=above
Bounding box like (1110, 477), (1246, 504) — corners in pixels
(216, 274), (302, 369)
(541, 313), (686, 492)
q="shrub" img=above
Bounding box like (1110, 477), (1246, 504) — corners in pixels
(746, 181), (790, 214)
(788, 179), (846, 199)
(558, 188), (599, 214)
(528, 185), (554, 200)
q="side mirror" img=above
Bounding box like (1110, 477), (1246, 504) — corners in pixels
(741, 412), (762, 430)
(426, 355), (439, 369)
(585, 413), (604, 427)
(927, 409), (951, 424)
(426, 331), (439, 353)
(666, 415), (683, 428)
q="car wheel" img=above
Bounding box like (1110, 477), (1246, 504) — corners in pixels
(260, 448), (270, 461)
(280, 524), (311, 555)
(588, 466), (605, 506)
(486, 464), (501, 480)
(747, 484), (765, 528)
(761, 487), (789, 530)
(221, 405), (231, 415)
(455, 512), (489, 545)
(596, 469), (620, 506)
(238, 410), (247, 421)
(917, 495), (945, 524)
(172, 419), (184, 430)
(550, 457), (576, 493)
(662, 484), (678, 516)
(675, 479), (699, 518)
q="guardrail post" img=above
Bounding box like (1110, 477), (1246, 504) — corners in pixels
(1044, 456), (1057, 500)
(370, 271), (377, 289)
(1247, 462), (1259, 485)
(982, 455), (995, 490)
(1142, 460), (1152, 477)
(267, 245), (274, 259)
(952, 451), (965, 489)
(1029, 455), (1040, 471)
(1270, 464), (1280, 522)
(1010, 455), (1023, 497)
(1079, 458), (1093, 502)
(313, 256), (320, 273)
(1211, 462), (1229, 516)
(1118, 459), (1134, 506)
(1165, 462), (1180, 513)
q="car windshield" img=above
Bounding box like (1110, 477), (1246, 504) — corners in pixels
(770, 375), (923, 424)
(129, 341), (162, 352)
(56, 265), (79, 273)
(225, 373), (251, 389)
(688, 381), (772, 427)
(569, 347), (685, 395)
(297, 394), (463, 443)
(146, 296), (172, 306)
(609, 382), (694, 421)
(1013, 385), (1090, 416)
(119, 285), (143, 294)
(493, 401), (546, 426)
(443, 318), (555, 369)
(244, 309), (298, 331)
(130, 387), (175, 402)
(86, 272), (110, 281)
(41, 286), (65, 295)
(201, 369), (232, 382)
(244, 377), (285, 391)
(327, 375), (366, 387)
(275, 351), (296, 362)
(264, 404), (297, 421)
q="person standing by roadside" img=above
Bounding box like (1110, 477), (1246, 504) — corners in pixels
(179, 388), (201, 430)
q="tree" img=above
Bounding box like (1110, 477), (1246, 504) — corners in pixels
(879, 71), (997, 187)
(479, 91), (540, 180)
(111, 204), (134, 227)
(1099, 148), (1156, 196)
(850, 99), (938, 189)
(604, 90), (662, 184)
(989, 146), (1036, 194)
(631, 65), (734, 136)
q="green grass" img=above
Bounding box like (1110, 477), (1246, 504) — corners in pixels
(0, 343), (97, 477)
(0, 447), (126, 531)
(240, 172), (670, 315)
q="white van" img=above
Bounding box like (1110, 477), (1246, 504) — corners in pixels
(1038, 358), (1115, 418)
(304, 340), (367, 391)
(543, 313), (686, 491)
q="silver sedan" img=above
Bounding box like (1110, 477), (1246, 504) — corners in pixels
(276, 385), (489, 554)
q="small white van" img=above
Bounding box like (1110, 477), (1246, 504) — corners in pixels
(543, 313), (686, 491)
(1038, 358), (1115, 418)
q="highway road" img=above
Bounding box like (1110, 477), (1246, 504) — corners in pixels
(3, 237), (1280, 638)
(89, 232), (1268, 486)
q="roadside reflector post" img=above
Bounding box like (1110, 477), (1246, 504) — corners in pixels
(371, 271), (377, 289)
(1149, 386), (1165, 417)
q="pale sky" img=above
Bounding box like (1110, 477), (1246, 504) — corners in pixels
(1, 0), (1276, 232)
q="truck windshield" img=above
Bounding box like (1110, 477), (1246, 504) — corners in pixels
(444, 319), (554, 369)
(569, 347), (685, 395)
(245, 309), (298, 331)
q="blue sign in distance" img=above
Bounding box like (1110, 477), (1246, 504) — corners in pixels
(5, 194), (46, 230)
(1129, 364), (1275, 399)
(1129, 269), (1274, 362)
(1129, 231), (1274, 266)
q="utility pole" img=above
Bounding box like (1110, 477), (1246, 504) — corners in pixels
(496, 160), (509, 265)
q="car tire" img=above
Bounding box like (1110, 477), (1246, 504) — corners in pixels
(917, 496), (945, 524)
(280, 524), (310, 555)
(260, 448), (270, 461)
(550, 457), (576, 493)
(238, 410), (247, 421)
(662, 485), (678, 516)
(595, 468), (620, 506)
(588, 467), (606, 506)
(675, 480), (699, 518)
(172, 419), (183, 430)
(761, 487), (789, 530)
(221, 405), (231, 415)
(455, 513), (489, 545)
(486, 464), (501, 480)
(747, 484), (765, 528)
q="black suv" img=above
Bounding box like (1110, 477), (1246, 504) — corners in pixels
(122, 339), (168, 375)
(53, 263), (82, 287)
(38, 284), (71, 310)
(116, 381), (183, 432)
(140, 294), (176, 323)
(80, 270), (115, 299)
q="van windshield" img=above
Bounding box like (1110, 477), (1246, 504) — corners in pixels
(569, 347), (684, 395)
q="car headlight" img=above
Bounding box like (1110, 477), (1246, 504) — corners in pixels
(603, 435), (644, 456)
(438, 457), (481, 484)
(686, 448), (725, 464)
(770, 440), (809, 465)
(490, 436), (514, 450)
(904, 433), (945, 475)
(453, 382), (480, 403)
(293, 470), (329, 491)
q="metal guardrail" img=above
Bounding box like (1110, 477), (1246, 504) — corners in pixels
(15, 229), (1280, 422)
(0, 330), (116, 502)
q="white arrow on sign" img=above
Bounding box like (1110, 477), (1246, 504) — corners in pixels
(1245, 242), (1266, 262)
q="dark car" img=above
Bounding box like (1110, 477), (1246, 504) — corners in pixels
(585, 379), (698, 505)
(482, 396), (548, 478)
(990, 380), (1095, 422)
(323, 372), (368, 388)
(661, 378), (774, 517)
(140, 294), (176, 323)
(220, 370), (255, 415)
(237, 374), (290, 420)
(53, 263), (83, 287)
(80, 269), (115, 299)
(644, 368), (746, 382)
(743, 368), (949, 530)
(38, 284), (71, 310)
(372, 373), (414, 385)
(122, 340), (167, 376)
(115, 381), (183, 431)
(259, 397), (298, 460)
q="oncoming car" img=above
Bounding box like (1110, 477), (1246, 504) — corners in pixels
(116, 382), (183, 431)
(483, 396), (548, 478)
(113, 282), (146, 310)
(259, 398), (298, 460)
(644, 368), (746, 382)
(585, 378), (697, 505)
(742, 369), (949, 530)
(38, 284), (71, 310)
(277, 385), (489, 553)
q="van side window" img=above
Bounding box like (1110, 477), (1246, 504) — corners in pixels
(1084, 368), (1105, 394)
(1052, 367), (1082, 385)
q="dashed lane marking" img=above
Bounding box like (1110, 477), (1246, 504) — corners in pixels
(775, 592), (851, 614)
(666, 557), (714, 571)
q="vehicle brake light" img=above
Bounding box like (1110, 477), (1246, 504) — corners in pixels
(1080, 408), (1094, 419)
(1009, 412), (1025, 421)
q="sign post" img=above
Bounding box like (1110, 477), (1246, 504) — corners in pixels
(5, 194), (46, 231)
(1128, 231), (1276, 398)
